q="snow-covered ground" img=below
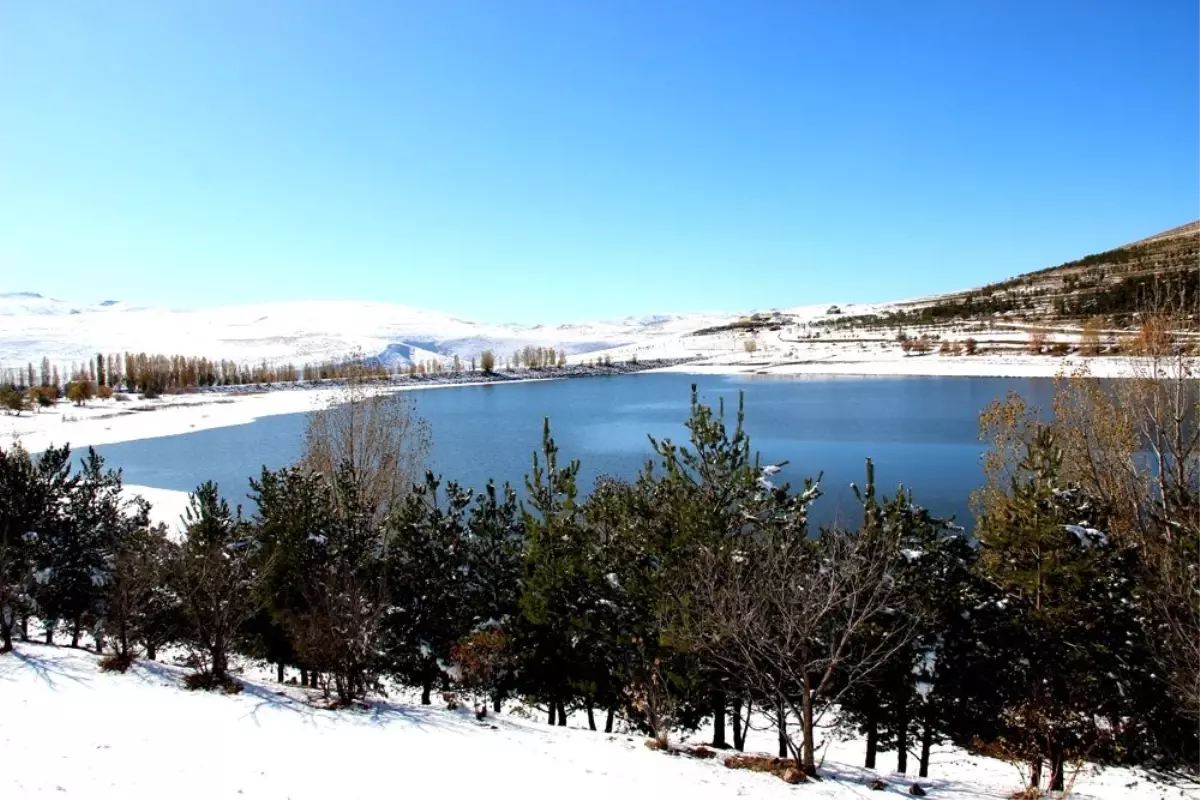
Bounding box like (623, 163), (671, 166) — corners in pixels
(0, 642), (1189, 799)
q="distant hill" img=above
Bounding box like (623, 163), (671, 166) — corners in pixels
(899, 221), (1198, 324)
(0, 296), (737, 369)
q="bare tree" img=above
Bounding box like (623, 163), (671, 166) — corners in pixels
(302, 362), (430, 522)
(688, 524), (915, 775)
(1079, 317), (1105, 356)
(1028, 327), (1048, 354)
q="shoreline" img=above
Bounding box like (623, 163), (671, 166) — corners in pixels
(654, 353), (1159, 379)
(2, 353), (1168, 457)
(5, 351), (1177, 533)
(0, 359), (687, 454)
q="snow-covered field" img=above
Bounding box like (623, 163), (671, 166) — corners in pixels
(1, 291), (1167, 383)
(1, 642), (1188, 800)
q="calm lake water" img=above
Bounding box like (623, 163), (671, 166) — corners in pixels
(91, 373), (1056, 529)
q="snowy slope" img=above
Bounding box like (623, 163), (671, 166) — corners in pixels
(0, 642), (1186, 800)
(0, 293), (740, 368)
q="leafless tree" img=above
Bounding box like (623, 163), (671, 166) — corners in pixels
(687, 523), (916, 775)
(302, 361), (430, 522)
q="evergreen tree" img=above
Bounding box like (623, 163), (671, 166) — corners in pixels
(254, 463), (390, 701)
(173, 482), (259, 686)
(385, 473), (472, 704)
(0, 444), (74, 652)
(515, 419), (585, 725)
(36, 449), (142, 649)
(974, 427), (1143, 791)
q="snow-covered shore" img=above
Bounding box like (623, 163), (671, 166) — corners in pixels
(0, 378), (527, 455)
(0, 641), (1187, 800)
(652, 351), (1147, 379)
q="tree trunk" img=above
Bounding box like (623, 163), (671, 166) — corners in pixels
(300, 667), (309, 687)
(70, 618), (81, 648)
(547, 704), (556, 725)
(732, 698), (746, 751)
(19, 614), (28, 642)
(556, 701), (567, 726)
(712, 690), (728, 749)
(1029, 760), (1042, 791)
(44, 624), (54, 644)
(276, 662), (285, 683)
(800, 682), (817, 776)
(0, 618), (12, 653)
(865, 710), (878, 769)
(146, 643), (157, 661)
(605, 708), (615, 734)
(420, 679), (432, 705)
(1050, 749), (1065, 791)
(211, 647), (228, 681)
(777, 697), (789, 759)
(896, 692), (909, 774)
(918, 723), (933, 778)
(493, 694), (502, 713)
(586, 701), (596, 731)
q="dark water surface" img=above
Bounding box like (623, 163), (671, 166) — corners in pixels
(91, 373), (1056, 529)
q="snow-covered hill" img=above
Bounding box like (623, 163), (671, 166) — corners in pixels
(2, 642), (1183, 799)
(0, 293), (740, 369)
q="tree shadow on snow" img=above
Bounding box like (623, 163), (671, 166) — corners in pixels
(0, 647), (94, 690)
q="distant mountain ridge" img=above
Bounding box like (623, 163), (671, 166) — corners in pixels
(0, 295), (737, 369)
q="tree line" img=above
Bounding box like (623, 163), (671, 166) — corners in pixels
(0, 345), (583, 412)
(0, 335), (1195, 794)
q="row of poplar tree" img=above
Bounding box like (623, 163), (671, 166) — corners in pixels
(0, 345), (582, 399)
(0, 380), (1195, 791)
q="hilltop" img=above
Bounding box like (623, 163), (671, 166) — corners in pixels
(890, 220), (1199, 324)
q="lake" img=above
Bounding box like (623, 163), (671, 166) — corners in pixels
(91, 373), (1056, 529)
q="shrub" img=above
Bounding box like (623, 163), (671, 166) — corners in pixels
(1050, 342), (1071, 356)
(29, 386), (57, 408)
(98, 652), (137, 673)
(480, 350), (496, 374)
(743, 339), (758, 354)
(724, 754), (794, 778)
(1, 387), (27, 415)
(964, 337), (978, 355)
(66, 379), (95, 406)
(114, 392), (131, 402)
(183, 671), (243, 693)
(97, 384), (114, 400)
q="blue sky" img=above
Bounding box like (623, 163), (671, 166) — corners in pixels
(1, 2), (1196, 323)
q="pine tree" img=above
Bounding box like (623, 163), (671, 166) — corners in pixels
(385, 473), (472, 704)
(173, 482), (259, 686)
(0, 444), (74, 652)
(35, 449), (140, 649)
(515, 419), (586, 725)
(975, 427), (1141, 791)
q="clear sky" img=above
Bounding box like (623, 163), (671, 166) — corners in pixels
(1, 2), (1196, 323)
